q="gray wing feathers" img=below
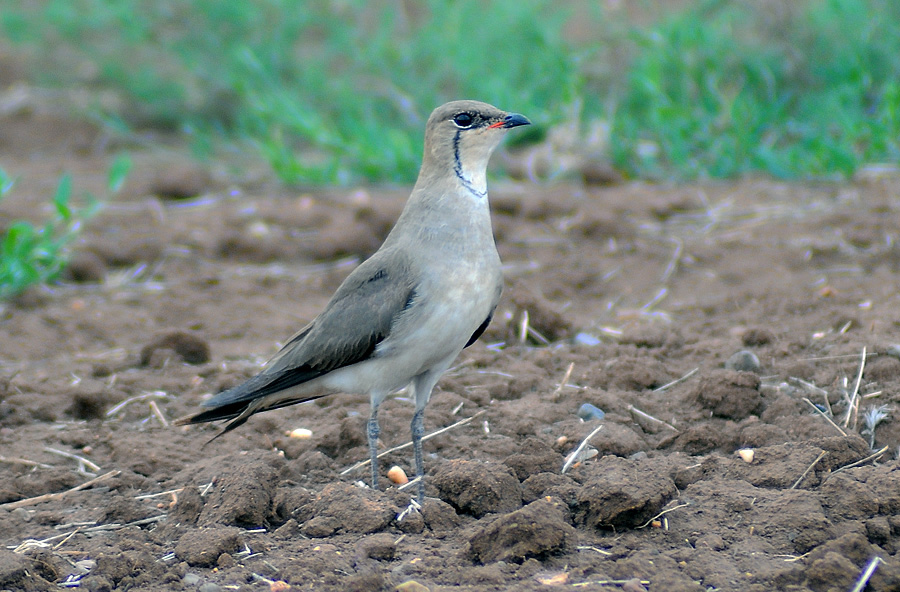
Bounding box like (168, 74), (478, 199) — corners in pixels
(203, 252), (416, 410)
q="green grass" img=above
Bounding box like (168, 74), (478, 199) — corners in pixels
(1, 0), (899, 183)
(609, 0), (900, 180)
(0, 0), (579, 184)
(0, 157), (130, 300)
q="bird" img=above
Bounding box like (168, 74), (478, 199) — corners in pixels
(176, 100), (531, 503)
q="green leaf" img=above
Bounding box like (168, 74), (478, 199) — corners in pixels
(107, 154), (132, 193)
(0, 168), (13, 197)
(53, 174), (73, 220)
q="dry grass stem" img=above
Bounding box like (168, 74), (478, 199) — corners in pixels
(473, 369), (514, 378)
(12, 531), (79, 554)
(518, 309), (529, 344)
(396, 476), (422, 493)
(850, 556), (883, 592)
(52, 528), (82, 550)
(44, 447), (101, 473)
(637, 502), (691, 529)
(802, 398), (848, 436)
(528, 325), (550, 345)
(628, 404), (678, 432)
(396, 497), (421, 521)
(445, 358), (476, 376)
(250, 572), (289, 588)
(823, 389), (833, 416)
(78, 515), (167, 532)
(149, 399), (169, 426)
(134, 487), (184, 500)
(340, 410), (486, 475)
(599, 325), (623, 338)
(842, 346), (866, 430)
(787, 376), (829, 397)
(660, 237), (683, 283)
(576, 545), (613, 556)
(551, 362), (576, 400)
(573, 580), (651, 588)
(652, 368), (699, 393)
(641, 287), (668, 311)
(0, 470), (120, 511)
(53, 521), (96, 530)
(0, 456), (54, 469)
(776, 553), (810, 563)
(562, 424), (604, 474)
(799, 353), (882, 362)
(73, 348), (129, 363)
(830, 445), (889, 475)
(106, 391), (170, 416)
(789, 451), (827, 489)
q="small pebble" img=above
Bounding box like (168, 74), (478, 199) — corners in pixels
(577, 403), (605, 421)
(247, 220), (271, 238)
(288, 428), (313, 439)
(535, 571), (569, 585)
(357, 532), (397, 561)
(216, 553), (234, 568)
(387, 465), (409, 484)
(622, 578), (650, 592)
(725, 350), (761, 373)
(183, 573), (201, 585)
(198, 583), (220, 592)
(737, 448), (754, 463)
(574, 332), (601, 346)
(11, 507), (31, 522)
(395, 581), (431, 592)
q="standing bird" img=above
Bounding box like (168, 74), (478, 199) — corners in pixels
(176, 100), (530, 503)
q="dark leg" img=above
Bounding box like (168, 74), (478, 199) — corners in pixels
(368, 405), (380, 490)
(411, 407), (426, 504)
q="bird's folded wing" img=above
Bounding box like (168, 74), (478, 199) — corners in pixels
(198, 254), (417, 413)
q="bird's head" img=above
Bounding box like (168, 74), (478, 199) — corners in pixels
(421, 100), (530, 196)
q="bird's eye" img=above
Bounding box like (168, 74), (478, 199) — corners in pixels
(453, 112), (474, 128)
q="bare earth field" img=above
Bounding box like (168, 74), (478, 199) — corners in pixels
(2, 100), (900, 592)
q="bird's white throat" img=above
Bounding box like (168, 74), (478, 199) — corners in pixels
(452, 131), (502, 199)
(455, 166), (488, 198)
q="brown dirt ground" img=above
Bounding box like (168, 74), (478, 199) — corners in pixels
(3, 89), (900, 592)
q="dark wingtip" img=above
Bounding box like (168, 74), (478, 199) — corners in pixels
(200, 422), (241, 448)
(173, 399), (250, 427)
(177, 406), (253, 448)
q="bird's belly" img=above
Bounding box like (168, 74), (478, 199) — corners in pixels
(313, 357), (415, 396)
(318, 274), (495, 397)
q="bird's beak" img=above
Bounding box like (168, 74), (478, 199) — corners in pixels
(488, 113), (531, 129)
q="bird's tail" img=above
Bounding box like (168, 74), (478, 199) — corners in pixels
(174, 393), (330, 446)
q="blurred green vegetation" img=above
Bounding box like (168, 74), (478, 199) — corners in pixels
(609, 0), (900, 179)
(0, 157), (130, 299)
(1, 0), (898, 183)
